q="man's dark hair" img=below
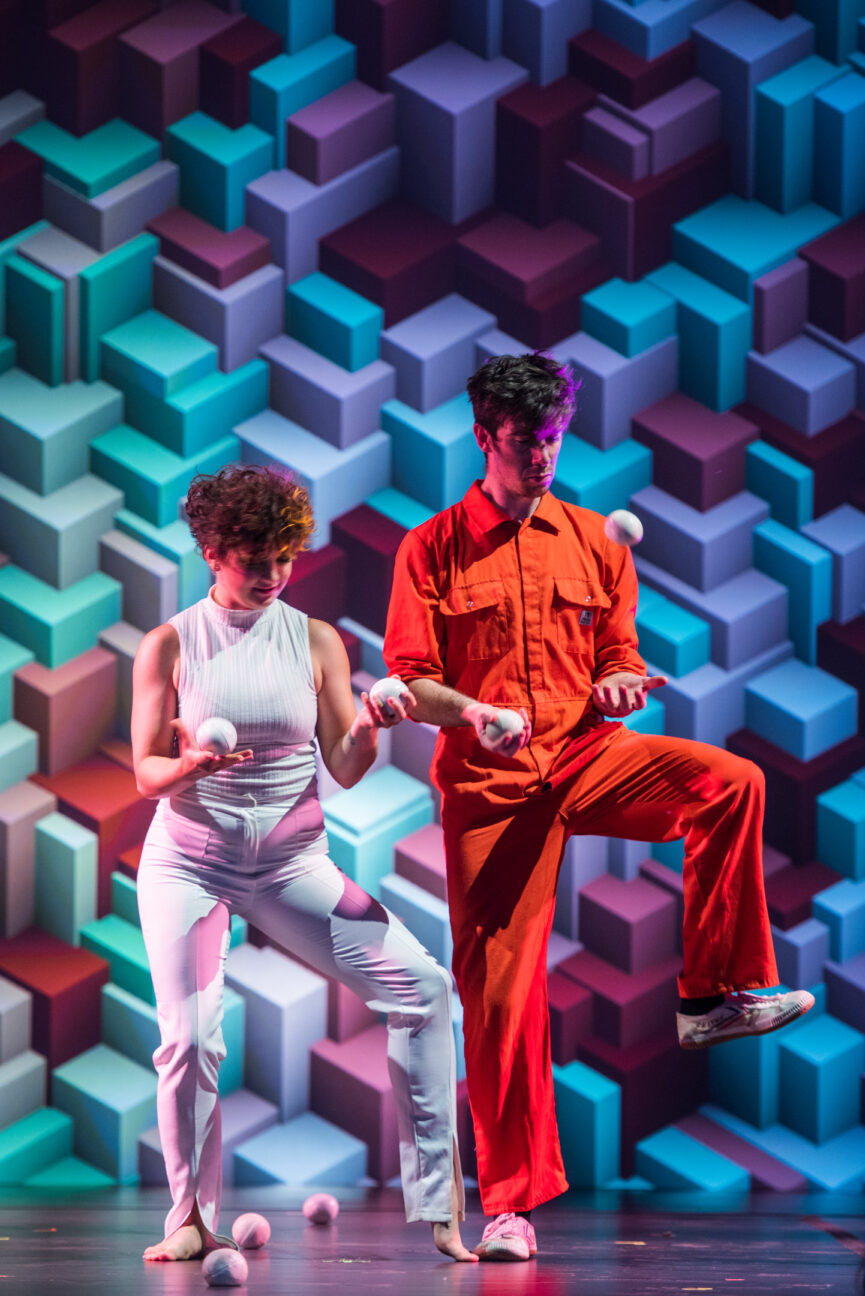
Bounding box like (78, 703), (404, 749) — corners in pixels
(466, 352), (578, 438)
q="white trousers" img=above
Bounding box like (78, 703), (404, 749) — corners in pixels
(138, 795), (463, 1237)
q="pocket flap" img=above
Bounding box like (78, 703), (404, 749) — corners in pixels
(554, 575), (611, 610)
(440, 581), (504, 616)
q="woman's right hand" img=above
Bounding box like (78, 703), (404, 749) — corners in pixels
(170, 719), (253, 780)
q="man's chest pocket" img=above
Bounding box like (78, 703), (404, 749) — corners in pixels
(440, 581), (508, 661)
(553, 576), (611, 655)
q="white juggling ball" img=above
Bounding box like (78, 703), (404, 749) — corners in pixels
(231, 1212), (270, 1249)
(196, 718), (238, 755)
(202, 1247), (248, 1286)
(604, 509), (643, 547)
(302, 1192), (339, 1225)
(368, 676), (411, 715)
(484, 708), (525, 744)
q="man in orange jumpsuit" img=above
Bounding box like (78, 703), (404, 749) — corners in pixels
(382, 353), (813, 1261)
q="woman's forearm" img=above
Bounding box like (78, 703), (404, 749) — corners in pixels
(324, 725), (378, 789)
(135, 754), (205, 800)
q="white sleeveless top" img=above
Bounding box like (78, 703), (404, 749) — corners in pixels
(169, 591), (320, 811)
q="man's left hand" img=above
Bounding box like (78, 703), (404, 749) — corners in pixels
(592, 671), (668, 717)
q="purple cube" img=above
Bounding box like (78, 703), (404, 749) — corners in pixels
(286, 80), (396, 187)
(752, 258), (808, 355)
(578, 873), (677, 975)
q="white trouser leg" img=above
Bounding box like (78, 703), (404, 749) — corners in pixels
(250, 852), (463, 1223)
(137, 849), (231, 1237)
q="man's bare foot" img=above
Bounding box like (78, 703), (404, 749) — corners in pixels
(143, 1223), (203, 1261)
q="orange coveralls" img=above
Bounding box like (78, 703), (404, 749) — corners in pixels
(383, 482), (778, 1214)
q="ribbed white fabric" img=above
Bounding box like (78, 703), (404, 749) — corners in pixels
(170, 590), (321, 814)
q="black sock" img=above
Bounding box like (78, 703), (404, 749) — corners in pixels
(679, 993), (725, 1016)
(516, 1209), (532, 1221)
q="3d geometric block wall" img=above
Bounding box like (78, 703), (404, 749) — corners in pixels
(1, 0), (864, 1198)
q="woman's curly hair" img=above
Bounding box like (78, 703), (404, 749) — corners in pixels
(185, 464), (314, 561)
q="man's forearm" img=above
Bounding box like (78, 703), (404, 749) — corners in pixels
(407, 678), (477, 727)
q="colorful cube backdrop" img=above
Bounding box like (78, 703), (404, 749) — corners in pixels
(0, 0), (865, 1197)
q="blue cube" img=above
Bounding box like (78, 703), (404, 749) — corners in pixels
(779, 1013), (865, 1144)
(744, 658), (857, 762)
(817, 781), (865, 881)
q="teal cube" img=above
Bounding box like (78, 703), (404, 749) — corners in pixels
(24, 1154), (116, 1189)
(745, 441), (813, 530)
(324, 766), (433, 897)
(814, 72), (865, 218)
(552, 1059), (620, 1188)
(619, 692), (665, 734)
(753, 519), (833, 663)
(0, 720), (37, 794)
(645, 262), (751, 412)
(110, 870), (139, 927)
(744, 659), (857, 762)
(779, 1013), (865, 1144)
(0, 336), (16, 373)
(755, 57), (847, 214)
(636, 598), (711, 678)
(166, 113), (274, 232)
(100, 309), (217, 401)
(652, 838), (685, 872)
(818, 780), (865, 881)
(0, 566), (121, 668)
(80, 914), (154, 1005)
(812, 879), (865, 963)
(78, 234), (158, 383)
(249, 37), (355, 169)
(16, 119), (160, 199)
(0, 633), (33, 724)
(796, 0), (865, 63)
(0, 367), (122, 495)
(709, 1028), (782, 1129)
(555, 435), (653, 516)
(246, 0), (333, 51)
(51, 1043), (157, 1182)
(287, 273), (383, 372)
(35, 813), (97, 946)
(122, 358), (269, 457)
(580, 278), (677, 358)
(0, 219), (50, 335)
(366, 487), (433, 532)
(0, 1108), (73, 1185)
(382, 394), (485, 513)
(635, 1126), (749, 1192)
(5, 256), (64, 386)
(671, 197), (839, 303)
(90, 425), (239, 528)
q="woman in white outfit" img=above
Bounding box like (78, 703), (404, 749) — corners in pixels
(131, 464), (473, 1264)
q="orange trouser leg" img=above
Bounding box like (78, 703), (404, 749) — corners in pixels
(560, 727), (779, 997)
(442, 793), (570, 1215)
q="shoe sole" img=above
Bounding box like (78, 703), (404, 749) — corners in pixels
(474, 1242), (532, 1262)
(679, 997), (814, 1050)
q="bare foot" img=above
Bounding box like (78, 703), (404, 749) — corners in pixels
(143, 1223), (203, 1261)
(432, 1171), (478, 1262)
(433, 1219), (479, 1263)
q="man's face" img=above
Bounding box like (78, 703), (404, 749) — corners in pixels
(476, 417), (566, 500)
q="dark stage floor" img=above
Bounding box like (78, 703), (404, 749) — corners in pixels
(1, 1187), (865, 1295)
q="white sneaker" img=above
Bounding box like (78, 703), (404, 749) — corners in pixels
(677, 989), (815, 1050)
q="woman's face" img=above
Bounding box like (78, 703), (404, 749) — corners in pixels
(207, 545), (293, 611)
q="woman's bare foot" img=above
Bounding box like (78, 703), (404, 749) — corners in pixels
(433, 1218), (478, 1262)
(143, 1223), (203, 1261)
(432, 1172), (478, 1262)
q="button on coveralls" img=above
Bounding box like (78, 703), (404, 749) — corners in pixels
(383, 482), (778, 1215)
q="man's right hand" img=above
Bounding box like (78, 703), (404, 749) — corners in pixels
(461, 702), (531, 757)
